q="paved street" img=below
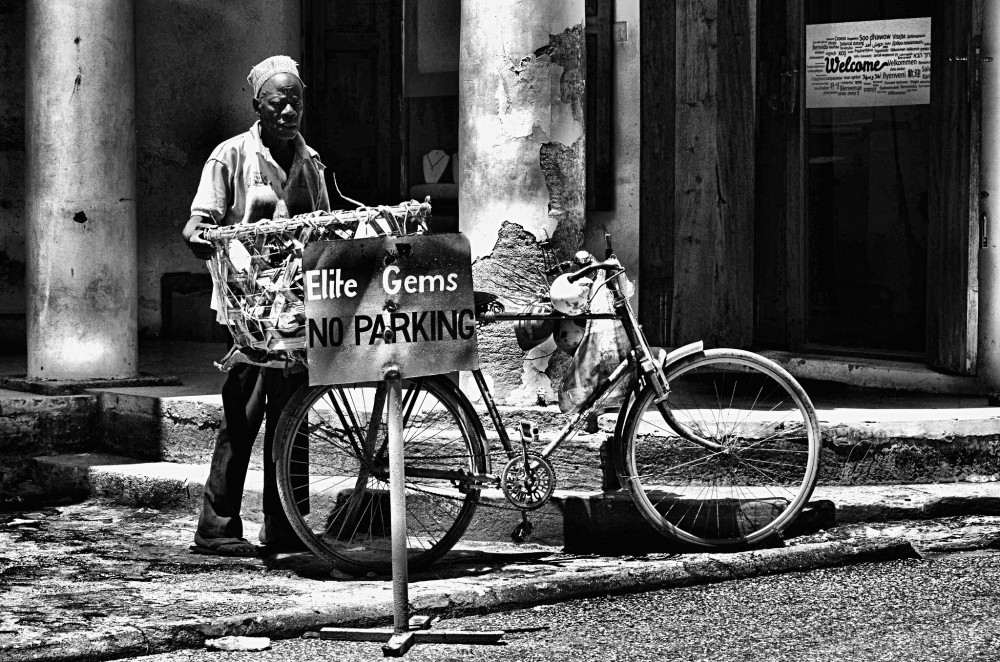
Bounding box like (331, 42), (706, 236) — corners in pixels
(135, 548), (1000, 662)
(3, 499), (1000, 661)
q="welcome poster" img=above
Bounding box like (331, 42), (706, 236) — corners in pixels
(806, 17), (932, 109)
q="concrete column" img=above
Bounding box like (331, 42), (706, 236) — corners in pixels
(980, 4), (1000, 393)
(25, 0), (138, 380)
(459, 0), (586, 404)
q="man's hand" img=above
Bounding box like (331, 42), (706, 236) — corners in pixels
(182, 215), (216, 260)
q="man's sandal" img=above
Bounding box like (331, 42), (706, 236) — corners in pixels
(190, 536), (258, 557)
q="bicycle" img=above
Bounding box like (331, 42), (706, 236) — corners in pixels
(205, 205), (822, 576)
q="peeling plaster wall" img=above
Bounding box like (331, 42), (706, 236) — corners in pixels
(459, 0), (586, 403)
(459, 1), (585, 259)
(134, 1), (299, 338)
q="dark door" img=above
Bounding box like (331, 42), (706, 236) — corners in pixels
(303, 0), (402, 207)
(756, 0), (980, 371)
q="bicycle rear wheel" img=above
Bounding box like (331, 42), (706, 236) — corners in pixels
(620, 349), (821, 548)
(274, 375), (486, 574)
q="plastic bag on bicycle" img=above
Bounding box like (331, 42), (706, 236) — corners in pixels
(557, 271), (634, 414)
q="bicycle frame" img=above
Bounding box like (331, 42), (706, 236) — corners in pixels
(475, 270), (706, 464)
(364, 257), (711, 490)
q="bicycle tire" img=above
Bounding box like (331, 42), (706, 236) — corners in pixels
(620, 349), (821, 548)
(274, 375), (486, 574)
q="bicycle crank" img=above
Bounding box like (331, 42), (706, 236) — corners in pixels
(500, 452), (556, 510)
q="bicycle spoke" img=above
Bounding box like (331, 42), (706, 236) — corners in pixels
(275, 377), (484, 573)
(623, 351), (820, 548)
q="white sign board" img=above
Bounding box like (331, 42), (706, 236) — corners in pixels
(806, 18), (932, 108)
(303, 233), (479, 385)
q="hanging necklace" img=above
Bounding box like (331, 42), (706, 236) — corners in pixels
(423, 150), (450, 184)
(425, 151), (448, 169)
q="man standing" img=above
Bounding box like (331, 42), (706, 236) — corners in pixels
(182, 56), (330, 556)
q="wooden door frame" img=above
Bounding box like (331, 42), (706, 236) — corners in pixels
(639, 1), (756, 349)
(638, 0), (676, 346)
(927, 1), (982, 375)
(755, 0), (806, 350)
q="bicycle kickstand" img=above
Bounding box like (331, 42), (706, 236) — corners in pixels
(511, 510), (534, 544)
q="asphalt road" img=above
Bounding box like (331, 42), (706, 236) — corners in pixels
(138, 547), (1000, 662)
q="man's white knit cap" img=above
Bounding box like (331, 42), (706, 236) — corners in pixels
(247, 55), (304, 98)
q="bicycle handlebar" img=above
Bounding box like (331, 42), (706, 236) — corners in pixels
(566, 260), (624, 284)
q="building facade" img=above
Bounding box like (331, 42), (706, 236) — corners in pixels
(0, 0), (993, 399)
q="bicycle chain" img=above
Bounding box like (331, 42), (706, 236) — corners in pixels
(402, 472), (539, 513)
(381, 455), (558, 513)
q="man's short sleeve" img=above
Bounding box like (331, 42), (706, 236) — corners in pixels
(316, 163), (332, 213)
(190, 158), (232, 223)
(305, 150), (331, 213)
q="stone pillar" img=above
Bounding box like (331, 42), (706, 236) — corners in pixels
(980, 3), (1000, 394)
(459, 0), (586, 404)
(25, 0), (138, 380)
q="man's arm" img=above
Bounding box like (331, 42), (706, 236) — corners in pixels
(184, 156), (232, 259)
(182, 215), (216, 260)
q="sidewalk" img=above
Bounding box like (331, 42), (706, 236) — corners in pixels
(4, 341), (1000, 660)
(0, 494), (952, 662)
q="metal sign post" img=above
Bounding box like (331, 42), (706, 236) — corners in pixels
(383, 368), (412, 654)
(306, 234), (503, 656)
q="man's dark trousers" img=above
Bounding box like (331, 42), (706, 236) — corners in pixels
(197, 363), (309, 540)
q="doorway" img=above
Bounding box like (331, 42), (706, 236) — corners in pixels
(805, 2), (934, 354)
(756, 0), (981, 372)
(302, 0), (402, 207)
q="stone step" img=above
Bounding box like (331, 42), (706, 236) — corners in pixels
(91, 387), (232, 465)
(10, 367), (1000, 489)
(36, 452), (1000, 552)
(89, 381), (1000, 486)
(0, 388), (98, 454)
(28, 452), (570, 546)
(29, 453), (841, 553)
(90, 386), (607, 488)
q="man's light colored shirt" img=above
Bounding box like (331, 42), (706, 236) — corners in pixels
(190, 121), (331, 225)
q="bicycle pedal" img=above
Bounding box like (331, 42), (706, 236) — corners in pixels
(518, 420), (540, 446)
(510, 519), (534, 544)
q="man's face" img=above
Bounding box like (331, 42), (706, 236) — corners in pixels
(254, 73), (304, 142)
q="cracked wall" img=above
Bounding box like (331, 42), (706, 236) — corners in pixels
(460, 0), (586, 403)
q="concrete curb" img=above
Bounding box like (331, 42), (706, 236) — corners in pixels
(0, 537), (918, 662)
(814, 483), (1000, 523)
(29, 453), (841, 551)
(32, 453), (1000, 532)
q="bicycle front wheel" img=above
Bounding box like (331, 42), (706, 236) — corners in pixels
(620, 349), (821, 548)
(274, 375), (486, 574)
